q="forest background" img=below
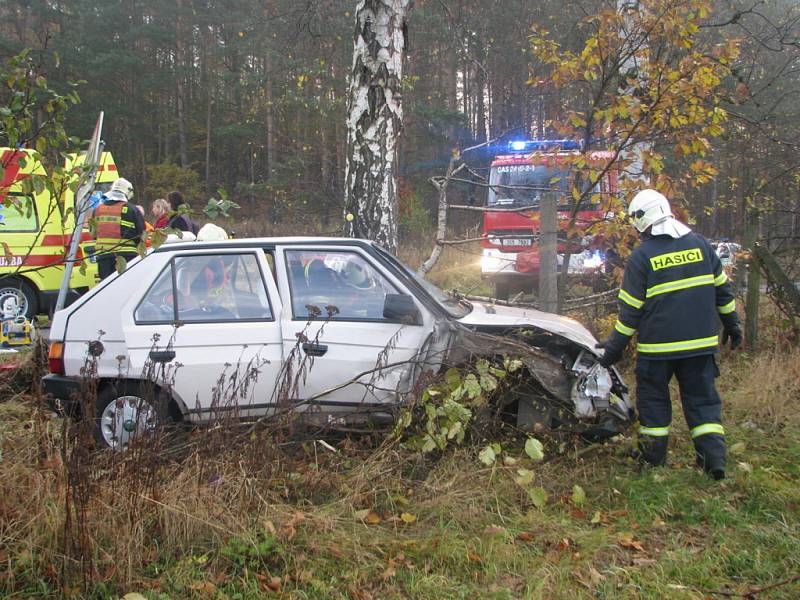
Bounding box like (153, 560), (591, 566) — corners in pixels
(3, 0), (800, 251)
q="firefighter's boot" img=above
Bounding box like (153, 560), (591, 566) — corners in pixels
(694, 433), (726, 480)
(636, 435), (669, 467)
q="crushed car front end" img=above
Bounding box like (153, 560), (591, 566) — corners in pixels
(452, 302), (633, 439)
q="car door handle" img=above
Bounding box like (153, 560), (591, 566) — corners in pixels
(149, 350), (176, 363)
(302, 342), (328, 357)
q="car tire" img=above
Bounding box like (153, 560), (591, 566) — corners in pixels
(94, 381), (174, 451)
(0, 277), (38, 320)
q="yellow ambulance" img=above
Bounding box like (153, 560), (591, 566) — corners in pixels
(0, 148), (120, 318)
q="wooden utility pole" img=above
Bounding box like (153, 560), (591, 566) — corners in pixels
(539, 191), (558, 313)
(743, 209), (761, 352)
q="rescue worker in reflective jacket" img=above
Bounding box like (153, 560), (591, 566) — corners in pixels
(596, 189), (742, 480)
(91, 178), (145, 280)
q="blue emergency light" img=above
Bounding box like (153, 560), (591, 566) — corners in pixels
(506, 139), (582, 153)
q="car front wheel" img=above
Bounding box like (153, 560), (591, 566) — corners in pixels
(95, 383), (162, 451)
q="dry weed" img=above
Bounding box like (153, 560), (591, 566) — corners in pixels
(720, 347), (800, 427)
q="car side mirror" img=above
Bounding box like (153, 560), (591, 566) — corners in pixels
(383, 293), (421, 324)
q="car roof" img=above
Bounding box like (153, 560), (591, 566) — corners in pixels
(153, 236), (375, 253)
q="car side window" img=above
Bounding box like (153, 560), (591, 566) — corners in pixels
(135, 253), (272, 324)
(285, 249), (400, 320)
(134, 262), (176, 323)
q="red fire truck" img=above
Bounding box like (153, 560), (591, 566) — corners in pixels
(480, 140), (617, 299)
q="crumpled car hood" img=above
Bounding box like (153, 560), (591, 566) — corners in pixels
(457, 301), (600, 353)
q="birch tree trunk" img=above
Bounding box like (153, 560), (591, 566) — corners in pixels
(343, 0), (411, 255)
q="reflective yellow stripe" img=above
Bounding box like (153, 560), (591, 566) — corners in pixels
(119, 219), (135, 228)
(619, 289), (644, 309)
(615, 320), (637, 336)
(645, 274), (715, 298)
(96, 216), (120, 222)
(691, 423), (724, 438)
(637, 335), (719, 353)
(717, 299), (736, 314)
(639, 426), (670, 437)
(714, 272), (728, 286)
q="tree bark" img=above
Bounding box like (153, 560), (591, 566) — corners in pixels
(418, 155), (462, 277)
(343, 0), (411, 255)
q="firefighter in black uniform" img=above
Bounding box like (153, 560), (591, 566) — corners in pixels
(92, 178), (145, 280)
(596, 189), (742, 480)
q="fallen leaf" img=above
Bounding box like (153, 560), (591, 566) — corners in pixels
(400, 512), (417, 524)
(588, 566), (606, 584)
(467, 551), (483, 562)
(737, 461), (753, 473)
(528, 486), (548, 509)
(122, 595), (148, 600)
(632, 557), (656, 567)
(188, 582), (217, 593)
(515, 531), (535, 543)
(483, 525), (507, 537)
(281, 511), (305, 540)
(590, 510), (604, 524)
(617, 532), (646, 552)
(266, 576), (281, 592)
(525, 436), (545, 461)
(730, 442), (747, 454)
(557, 538), (571, 551)
(355, 509), (382, 525)
(571, 484), (587, 506)
(382, 559), (397, 580)
(479, 445), (497, 465)
(514, 468), (535, 486)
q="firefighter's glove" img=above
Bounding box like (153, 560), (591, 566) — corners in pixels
(595, 341), (623, 368)
(721, 324), (743, 350)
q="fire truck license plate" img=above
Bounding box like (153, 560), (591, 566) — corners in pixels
(503, 238), (531, 247)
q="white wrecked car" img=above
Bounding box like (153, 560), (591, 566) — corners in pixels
(43, 238), (632, 449)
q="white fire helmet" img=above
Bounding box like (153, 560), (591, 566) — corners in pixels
(627, 189), (672, 233)
(109, 177), (134, 200)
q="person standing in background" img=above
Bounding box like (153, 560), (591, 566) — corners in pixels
(151, 198), (170, 229)
(167, 190), (198, 234)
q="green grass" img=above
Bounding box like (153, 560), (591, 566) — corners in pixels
(72, 419), (795, 600)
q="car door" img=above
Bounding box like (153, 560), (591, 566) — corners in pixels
(124, 249), (284, 422)
(274, 245), (433, 412)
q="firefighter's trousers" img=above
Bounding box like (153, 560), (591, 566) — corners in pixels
(98, 251), (138, 280)
(635, 354), (725, 470)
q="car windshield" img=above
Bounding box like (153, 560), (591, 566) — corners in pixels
(488, 164), (570, 208)
(373, 245), (472, 318)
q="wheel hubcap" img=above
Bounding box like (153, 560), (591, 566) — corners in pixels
(0, 288), (27, 316)
(99, 395), (157, 450)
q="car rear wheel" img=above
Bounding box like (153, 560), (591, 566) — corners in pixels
(95, 382), (165, 451)
(0, 278), (38, 320)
